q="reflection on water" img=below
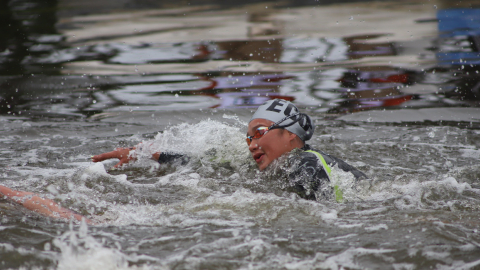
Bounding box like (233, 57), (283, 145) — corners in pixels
(0, 0), (60, 75)
(328, 66), (416, 113)
(196, 72), (295, 108)
(3, 65), (477, 118)
(344, 34), (396, 59)
(1, 5), (479, 118)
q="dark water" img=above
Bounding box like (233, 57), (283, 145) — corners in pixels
(1, 0), (480, 269)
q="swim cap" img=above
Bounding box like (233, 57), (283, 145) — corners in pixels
(250, 99), (315, 141)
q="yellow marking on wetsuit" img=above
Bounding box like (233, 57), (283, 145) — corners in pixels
(305, 150), (331, 177)
(305, 150), (343, 203)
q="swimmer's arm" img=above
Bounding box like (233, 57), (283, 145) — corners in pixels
(0, 185), (92, 224)
(92, 147), (162, 168)
(92, 147), (189, 167)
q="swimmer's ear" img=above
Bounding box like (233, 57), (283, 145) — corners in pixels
(287, 130), (297, 141)
(286, 130), (303, 146)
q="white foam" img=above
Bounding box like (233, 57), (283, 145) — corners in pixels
(325, 233), (358, 243)
(392, 263), (416, 270)
(347, 173), (474, 211)
(335, 223), (364, 229)
(132, 119), (252, 172)
(54, 221), (157, 270)
(365, 224), (389, 232)
(329, 164), (359, 202)
(460, 149), (480, 159)
(315, 247), (396, 269)
(81, 163), (129, 185)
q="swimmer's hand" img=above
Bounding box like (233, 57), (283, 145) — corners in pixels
(0, 185), (93, 224)
(91, 147), (137, 168)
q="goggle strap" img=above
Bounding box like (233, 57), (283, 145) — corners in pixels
(269, 113), (304, 130)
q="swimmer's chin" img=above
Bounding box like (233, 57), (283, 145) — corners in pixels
(259, 154), (291, 172)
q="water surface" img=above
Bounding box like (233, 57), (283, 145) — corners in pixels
(1, 0), (480, 269)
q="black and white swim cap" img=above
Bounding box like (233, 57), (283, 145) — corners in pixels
(250, 99), (315, 141)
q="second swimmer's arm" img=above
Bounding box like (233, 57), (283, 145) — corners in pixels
(0, 185), (92, 224)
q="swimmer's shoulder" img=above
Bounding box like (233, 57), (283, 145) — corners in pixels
(300, 144), (368, 180)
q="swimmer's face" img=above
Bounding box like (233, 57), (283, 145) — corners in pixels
(247, 118), (298, 170)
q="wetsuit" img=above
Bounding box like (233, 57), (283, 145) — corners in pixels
(285, 144), (367, 201)
(158, 145), (367, 201)
(157, 152), (190, 165)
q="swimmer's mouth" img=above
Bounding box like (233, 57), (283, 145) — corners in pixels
(253, 153), (264, 163)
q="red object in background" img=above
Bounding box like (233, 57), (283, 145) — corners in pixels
(381, 95), (414, 107)
(369, 74), (409, 84)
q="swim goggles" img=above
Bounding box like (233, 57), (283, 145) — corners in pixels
(246, 126), (273, 146)
(246, 113), (305, 146)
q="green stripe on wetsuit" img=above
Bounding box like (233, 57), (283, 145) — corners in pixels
(305, 150), (343, 203)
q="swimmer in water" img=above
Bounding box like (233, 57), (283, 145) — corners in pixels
(0, 99), (366, 222)
(93, 99), (366, 200)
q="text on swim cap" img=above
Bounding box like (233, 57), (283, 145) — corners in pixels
(266, 99), (298, 116)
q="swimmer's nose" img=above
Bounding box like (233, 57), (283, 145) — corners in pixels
(248, 141), (259, 152)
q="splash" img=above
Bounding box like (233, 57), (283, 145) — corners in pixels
(53, 221), (156, 270)
(133, 119), (253, 172)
